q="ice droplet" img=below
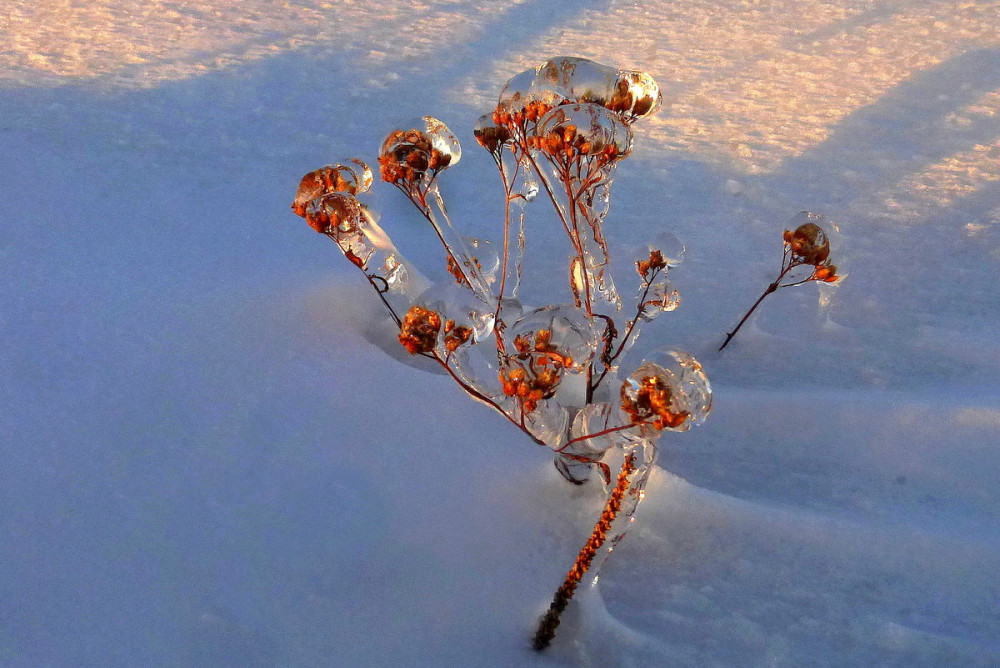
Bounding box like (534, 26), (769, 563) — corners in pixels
(414, 282), (496, 346)
(292, 160), (373, 217)
(461, 236), (500, 285)
(621, 350), (712, 437)
(509, 305), (600, 373)
(557, 402), (622, 483)
(519, 177), (539, 202)
(638, 279), (681, 321)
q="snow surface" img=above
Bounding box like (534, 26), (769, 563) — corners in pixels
(2, 1), (999, 666)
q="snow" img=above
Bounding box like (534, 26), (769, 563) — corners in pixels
(2, 1), (999, 665)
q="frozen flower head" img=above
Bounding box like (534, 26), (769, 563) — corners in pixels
(508, 305), (599, 373)
(291, 160), (373, 217)
(782, 213), (841, 283)
(378, 116), (461, 188)
(491, 57), (662, 140)
(303, 192), (363, 236)
(786, 222), (830, 266)
(620, 351), (712, 438)
(637, 249), (668, 280)
(605, 71), (662, 123)
(473, 113), (513, 156)
(398, 305), (443, 355)
(530, 103), (632, 167)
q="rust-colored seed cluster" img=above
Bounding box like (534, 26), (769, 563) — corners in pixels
(621, 375), (689, 431)
(499, 329), (572, 414)
(605, 79), (656, 120)
(378, 129), (452, 186)
(533, 454), (638, 651)
(636, 249), (667, 280)
(443, 320), (473, 353)
(473, 123), (512, 154)
(784, 222), (839, 283)
(398, 305), (442, 355)
(492, 100), (553, 132)
(291, 166), (359, 216)
(528, 123), (619, 167)
(302, 194), (360, 235)
(397, 304), (472, 355)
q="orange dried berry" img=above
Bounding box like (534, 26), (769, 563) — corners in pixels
(813, 265), (839, 282)
(378, 153), (404, 184)
(398, 305), (442, 355)
(474, 124), (511, 153)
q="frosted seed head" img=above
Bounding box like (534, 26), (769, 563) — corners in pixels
(620, 350), (712, 436)
(473, 113), (513, 154)
(608, 71), (663, 122)
(784, 212), (831, 265)
(414, 282), (496, 346)
(291, 160), (373, 216)
(379, 117), (461, 186)
(509, 305), (600, 373)
(534, 103), (633, 162)
(304, 192), (363, 236)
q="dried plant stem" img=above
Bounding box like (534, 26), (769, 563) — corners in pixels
(719, 264), (794, 351)
(718, 281), (777, 351)
(533, 453), (638, 651)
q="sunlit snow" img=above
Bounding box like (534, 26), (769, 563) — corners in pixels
(2, 1), (998, 666)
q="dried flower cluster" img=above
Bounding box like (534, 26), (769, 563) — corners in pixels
(499, 329), (573, 414)
(620, 374), (689, 431)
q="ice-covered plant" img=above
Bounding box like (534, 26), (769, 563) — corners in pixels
(291, 57), (713, 650)
(719, 212), (843, 350)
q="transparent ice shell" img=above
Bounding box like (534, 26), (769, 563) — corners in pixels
(620, 350), (713, 437)
(291, 160), (373, 216)
(638, 279), (681, 321)
(413, 281), (496, 346)
(535, 103), (633, 161)
(508, 304), (600, 373)
(497, 57), (662, 126)
(556, 402), (623, 483)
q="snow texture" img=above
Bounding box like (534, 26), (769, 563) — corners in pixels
(1, 1), (999, 666)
